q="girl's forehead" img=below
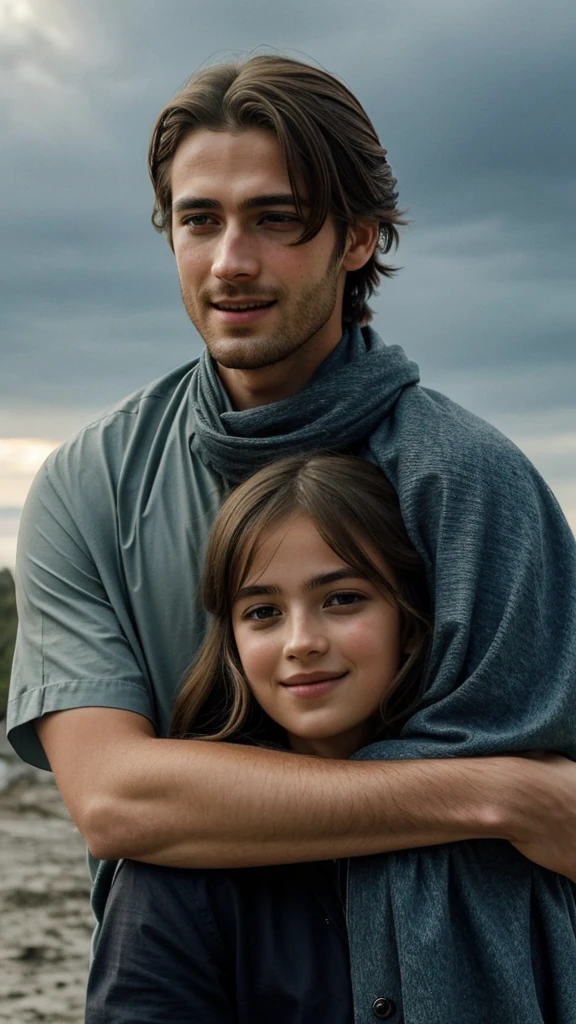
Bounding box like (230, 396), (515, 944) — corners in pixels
(241, 513), (336, 583)
(236, 511), (393, 591)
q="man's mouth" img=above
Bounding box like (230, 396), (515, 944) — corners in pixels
(211, 300), (277, 311)
(210, 299), (278, 324)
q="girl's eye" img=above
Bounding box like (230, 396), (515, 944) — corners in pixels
(245, 605), (281, 621)
(325, 592), (365, 608)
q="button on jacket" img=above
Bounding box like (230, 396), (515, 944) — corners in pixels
(86, 858), (354, 1023)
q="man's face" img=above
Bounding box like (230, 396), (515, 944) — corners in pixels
(170, 128), (347, 373)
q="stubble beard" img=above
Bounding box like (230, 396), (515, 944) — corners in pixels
(180, 262), (341, 372)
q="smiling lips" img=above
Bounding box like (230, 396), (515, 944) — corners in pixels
(212, 298), (276, 309)
(210, 298), (278, 324)
(280, 671), (348, 698)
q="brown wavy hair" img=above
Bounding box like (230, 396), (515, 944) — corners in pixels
(171, 453), (432, 746)
(148, 55), (406, 325)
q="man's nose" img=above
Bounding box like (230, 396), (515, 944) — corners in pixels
(283, 613), (330, 660)
(211, 227), (260, 282)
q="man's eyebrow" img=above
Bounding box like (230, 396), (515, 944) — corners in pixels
(173, 197), (221, 213)
(235, 569), (366, 603)
(172, 193), (308, 215)
(241, 193), (308, 211)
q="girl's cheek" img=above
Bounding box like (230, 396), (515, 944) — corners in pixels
(240, 633), (280, 680)
(337, 619), (375, 650)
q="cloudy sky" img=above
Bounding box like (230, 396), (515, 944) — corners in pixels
(1, 0), (575, 569)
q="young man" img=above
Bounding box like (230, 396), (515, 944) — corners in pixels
(8, 56), (576, 1022)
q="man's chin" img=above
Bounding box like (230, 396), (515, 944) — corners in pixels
(205, 334), (298, 372)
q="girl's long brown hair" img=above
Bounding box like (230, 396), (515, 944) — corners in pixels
(171, 453), (432, 745)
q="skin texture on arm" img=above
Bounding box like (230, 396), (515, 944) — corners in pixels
(36, 707), (576, 880)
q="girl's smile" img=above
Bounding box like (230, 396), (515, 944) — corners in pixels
(232, 513), (403, 759)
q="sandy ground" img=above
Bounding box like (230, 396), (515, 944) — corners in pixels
(0, 727), (92, 1024)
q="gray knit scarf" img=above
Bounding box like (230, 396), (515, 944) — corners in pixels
(193, 324), (576, 1024)
(190, 324), (419, 482)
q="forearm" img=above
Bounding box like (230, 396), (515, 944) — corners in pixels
(86, 735), (519, 866)
(40, 709), (565, 871)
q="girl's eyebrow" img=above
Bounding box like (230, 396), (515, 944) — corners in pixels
(304, 568), (366, 591)
(234, 568), (365, 603)
(235, 584), (281, 602)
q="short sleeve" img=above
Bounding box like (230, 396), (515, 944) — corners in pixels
(7, 458), (155, 769)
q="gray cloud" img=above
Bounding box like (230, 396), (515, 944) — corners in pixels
(1, 0), (575, 436)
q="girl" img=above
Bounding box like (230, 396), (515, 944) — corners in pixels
(86, 452), (432, 1023)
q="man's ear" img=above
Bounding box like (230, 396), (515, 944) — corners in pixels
(340, 219), (379, 272)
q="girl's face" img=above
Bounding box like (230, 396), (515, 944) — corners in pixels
(232, 513), (403, 759)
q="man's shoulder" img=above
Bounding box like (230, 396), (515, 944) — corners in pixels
(382, 382), (557, 525)
(63, 358), (199, 446)
(396, 384), (529, 468)
(43, 360), (199, 490)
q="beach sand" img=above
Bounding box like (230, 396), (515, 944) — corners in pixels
(0, 728), (92, 1024)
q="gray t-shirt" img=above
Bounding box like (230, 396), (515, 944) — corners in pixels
(8, 360), (227, 767)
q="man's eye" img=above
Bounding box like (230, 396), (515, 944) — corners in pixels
(325, 592), (364, 608)
(183, 215), (215, 227)
(261, 213), (299, 225)
(245, 605), (280, 621)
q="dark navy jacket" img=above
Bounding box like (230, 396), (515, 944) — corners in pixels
(86, 858), (353, 1023)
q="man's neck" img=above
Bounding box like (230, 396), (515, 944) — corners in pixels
(216, 329), (345, 411)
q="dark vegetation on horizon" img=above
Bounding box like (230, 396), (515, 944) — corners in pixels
(0, 568), (17, 720)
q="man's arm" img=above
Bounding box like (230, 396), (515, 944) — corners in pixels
(36, 707), (576, 879)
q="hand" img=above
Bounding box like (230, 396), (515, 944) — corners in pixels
(507, 753), (576, 882)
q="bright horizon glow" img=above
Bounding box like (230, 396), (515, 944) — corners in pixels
(0, 438), (60, 572)
(0, 438), (59, 510)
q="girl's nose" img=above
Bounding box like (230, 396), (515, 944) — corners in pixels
(283, 614), (330, 660)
